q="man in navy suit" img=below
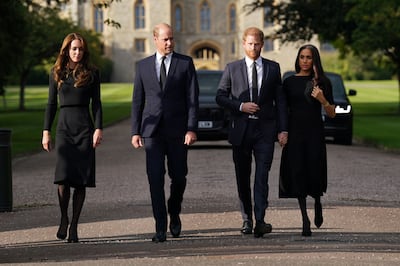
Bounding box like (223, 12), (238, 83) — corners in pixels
(216, 27), (288, 238)
(131, 23), (199, 243)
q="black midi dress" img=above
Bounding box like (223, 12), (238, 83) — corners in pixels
(279, 75), (333, 198)
(43, 69), (102, 188)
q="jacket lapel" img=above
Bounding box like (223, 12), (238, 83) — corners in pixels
(260, 59), (270, 99)
(240, 59), (251, 102)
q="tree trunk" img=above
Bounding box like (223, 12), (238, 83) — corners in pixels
(18, 71), (28, 111)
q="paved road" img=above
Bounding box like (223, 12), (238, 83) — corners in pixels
(1, 119), (399, 265)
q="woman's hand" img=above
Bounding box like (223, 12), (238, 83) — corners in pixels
(42, 130), (52, 152)
(93, 129), (103, 148)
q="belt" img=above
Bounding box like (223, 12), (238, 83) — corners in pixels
(248, 115), (259, 120)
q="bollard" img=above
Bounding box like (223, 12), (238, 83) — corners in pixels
(0, 129), (12, 212)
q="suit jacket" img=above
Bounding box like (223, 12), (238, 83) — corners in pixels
(131, 52), (199, 139)
(216, 58), (288, 146)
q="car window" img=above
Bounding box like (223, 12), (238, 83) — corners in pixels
(327, 74), (347, 100)
(198, 72), (223, 96)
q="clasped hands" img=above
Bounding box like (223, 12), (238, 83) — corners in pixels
(242, 102), (260, 115)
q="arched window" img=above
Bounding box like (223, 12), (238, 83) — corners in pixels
(200, 1), (210, 31)
(229, 4), (236, 32)
(134, 0), (145, 29)
(94, 7), (103, 33)
(174, 5), (182, 32)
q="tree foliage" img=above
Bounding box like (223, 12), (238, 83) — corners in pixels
(0, 0), (110, 110)
(44, 0), (121, 28)
(245, 0), (400, 111)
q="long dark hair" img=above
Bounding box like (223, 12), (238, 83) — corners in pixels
(295, 44), (327, 85)
(53, 33), (94, 89)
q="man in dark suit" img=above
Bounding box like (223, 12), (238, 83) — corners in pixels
(216, 27), (288, 238)
(131, 23), (199, 243)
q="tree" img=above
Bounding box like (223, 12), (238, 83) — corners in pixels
(0, 0), (28, 92)
(245, 0), (400, 112)
(13, 2), (77, 110)
(0, 0), (109, 110)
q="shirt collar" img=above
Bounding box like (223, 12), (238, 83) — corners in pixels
(245, 56), (262, 67)
(156, 52), (173, 62)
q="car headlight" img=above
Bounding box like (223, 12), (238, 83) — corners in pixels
(335, 105), (352, 114)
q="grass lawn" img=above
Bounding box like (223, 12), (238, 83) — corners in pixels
(1, 80), (399, 157)
(0, 83), (132, 157)
(345, 80), (400, 151)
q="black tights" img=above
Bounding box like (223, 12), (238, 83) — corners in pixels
(57, 185), (86, 233)
(297, 196), (321, 223)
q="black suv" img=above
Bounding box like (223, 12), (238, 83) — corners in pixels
(283, 71), (356, 145)
(196, 70), (229, 140)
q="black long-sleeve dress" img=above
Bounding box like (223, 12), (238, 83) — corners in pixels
(279, 74), (333, 198)
(43, 69), (102, 187)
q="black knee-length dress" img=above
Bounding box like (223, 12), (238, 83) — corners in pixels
(279, 74), (333, 198)
(43, 69), (102, 187)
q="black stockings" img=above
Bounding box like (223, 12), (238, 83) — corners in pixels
(57, 185), (86, 242)
(297, 197), (311, 236)
(297, 196), (322, 236)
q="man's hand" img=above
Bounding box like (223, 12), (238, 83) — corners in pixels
(242, 102), (260, 114)
(131, 135), (143, 148)
(184, 131), (197, 146)
(278, 132), (288, 147)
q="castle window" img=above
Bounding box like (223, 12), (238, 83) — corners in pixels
(263, 6), (272, 28)
(264, 39), (274, 52)
(135, 0), (145, 29)
(94, 7), (104, 33)
(135, 39), (146, 53)
(174, 5), (183, 32)
(200, 1), (210, 32)
(229, 4), (236, 32)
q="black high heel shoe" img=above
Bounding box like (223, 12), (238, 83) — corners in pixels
(302, 219), (312, 237)
(67, 226), (79, 243)
(314, 201), (323, 228)
(56, 217), (69, 240)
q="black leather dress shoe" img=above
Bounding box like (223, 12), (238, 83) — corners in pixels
(169, 215), (182, 238)
(253, 221), (272, 238)
(152, 231), (167, 243)
(241, 220), (253, 234)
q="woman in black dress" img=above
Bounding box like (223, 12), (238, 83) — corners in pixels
(279, 44), (335, 236)
(42, 33), (103, 243)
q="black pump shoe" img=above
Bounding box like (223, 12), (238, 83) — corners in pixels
(314, 201), (323, 228)
(56, 217), (69, 240)
(302, 219), (312, 237)
(67, 226), (79, 243)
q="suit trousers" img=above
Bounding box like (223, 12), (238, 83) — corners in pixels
(144, 136), (188, 233)
(232, 119), (275, 223)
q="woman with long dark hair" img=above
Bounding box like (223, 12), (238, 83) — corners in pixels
(42, 33), (103, 243)
(279, 44), (335, 236)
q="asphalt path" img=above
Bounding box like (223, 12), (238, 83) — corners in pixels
(1, 119), (399, 265)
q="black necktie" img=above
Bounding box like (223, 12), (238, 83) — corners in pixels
(252, 61), (258, 103)
(160, 56), (167, 89)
